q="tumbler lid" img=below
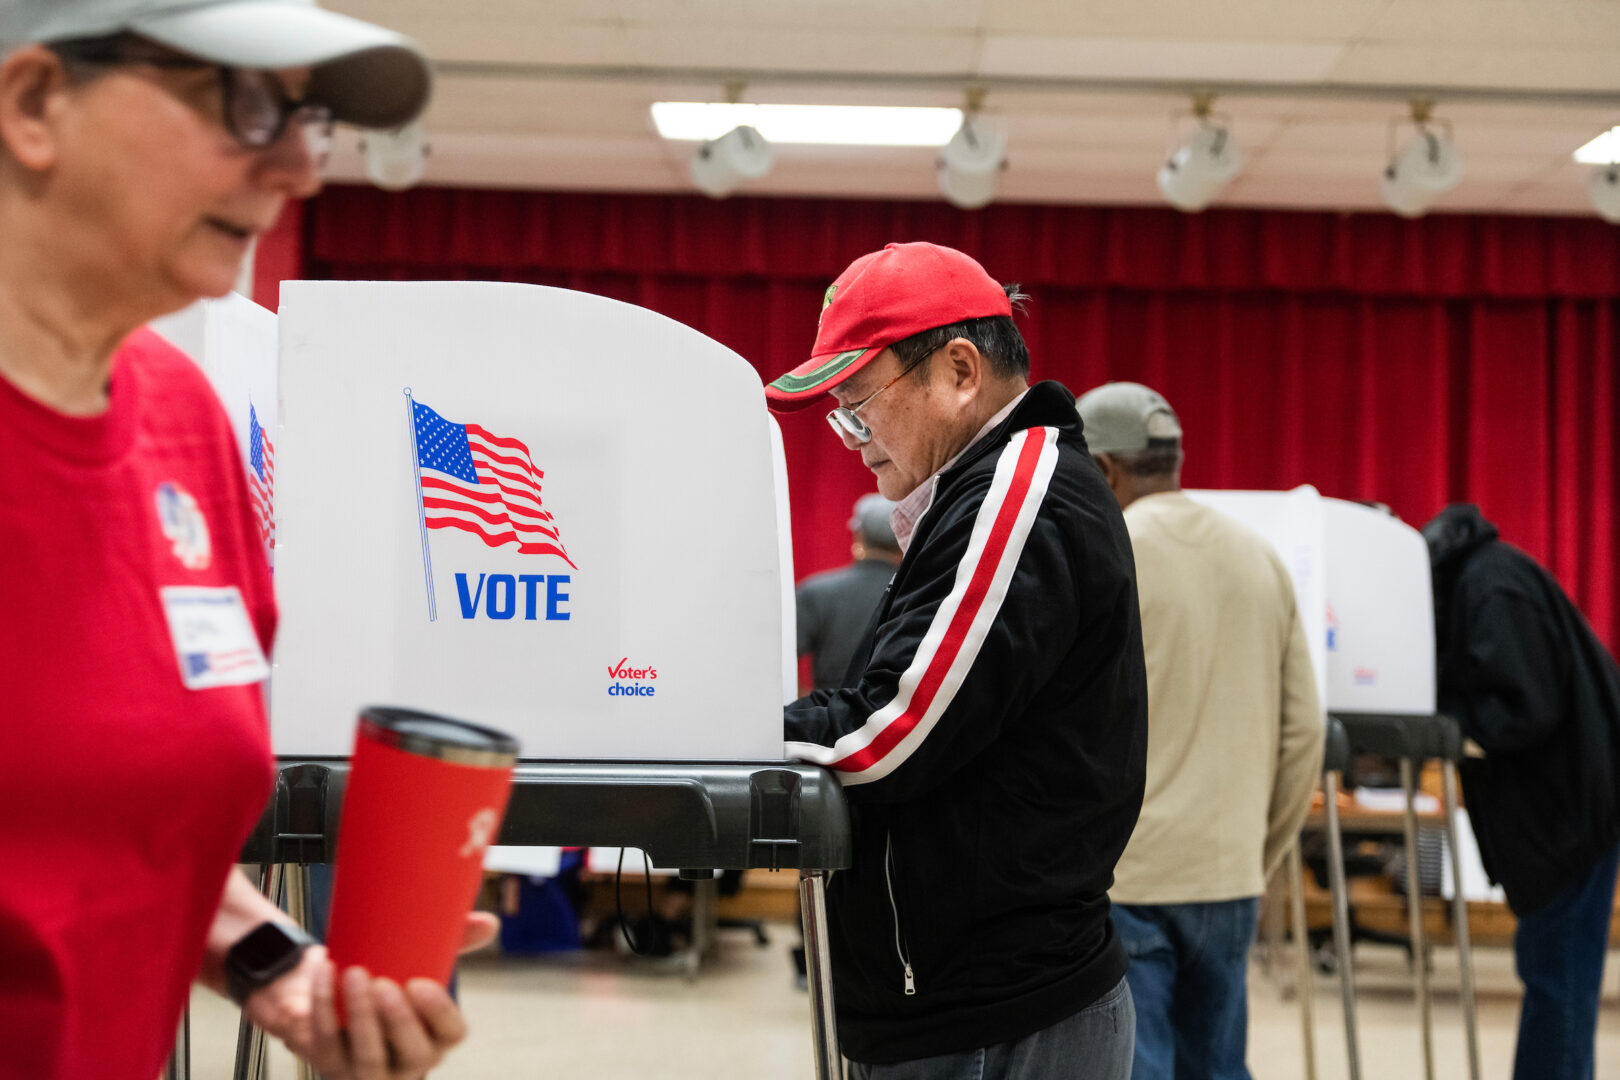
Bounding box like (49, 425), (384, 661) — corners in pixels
(358, 706), (519, 767)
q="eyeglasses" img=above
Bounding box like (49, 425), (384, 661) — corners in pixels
(49, 37), (335, 160)
(826, 351), (932, 444)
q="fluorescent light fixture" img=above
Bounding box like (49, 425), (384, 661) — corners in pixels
(652, 102), (962, 146)
(1574, 127), (1620, 164)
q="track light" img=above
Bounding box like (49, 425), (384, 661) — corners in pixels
(362, 123), (428, 191)
(689, 124), (775, 198)
(1380, 101), (1463, 218)
(1589, 166), (1620, 224)
(937, 89), (1005, 210)
(1157, 97), (1242, 213)
(686, 81), (775, 199)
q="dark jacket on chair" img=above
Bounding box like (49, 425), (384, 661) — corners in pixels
(1425, 503), (1620, 914)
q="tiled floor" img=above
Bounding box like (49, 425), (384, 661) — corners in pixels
(182, 931), (1619, 1079)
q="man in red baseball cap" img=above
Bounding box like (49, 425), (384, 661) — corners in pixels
(774, 242), (1148, 1079)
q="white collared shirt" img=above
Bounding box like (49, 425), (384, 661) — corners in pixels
(890, 388), (1029, 554)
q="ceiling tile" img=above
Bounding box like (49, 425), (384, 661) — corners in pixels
(325, 133), (684, 192)
(424, 80), (663, 137)
(622, 25), (979, 73)
(979, 0), (1387, 42)
(626, 0), (985, 30)
(1363, 0), (1620, 47)
(1330, 42), (1620, 92)
(980, 36), (1348, 81)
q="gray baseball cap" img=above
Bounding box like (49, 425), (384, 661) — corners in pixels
(0, 0), (431, 129)
(1075, 381), (1183, 455)
(848, 493), (898, 550)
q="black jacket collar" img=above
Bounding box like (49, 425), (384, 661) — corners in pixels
(942, 380), (1079, 482)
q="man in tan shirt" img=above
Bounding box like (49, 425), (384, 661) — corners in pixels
(1077, 382), (1323, 1080)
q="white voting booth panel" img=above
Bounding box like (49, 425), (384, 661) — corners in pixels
(1185, 486), (1435, 714)
(1180, 486), (1328, 707)
(264, 280), (790, 760)
(150, 293), (279, 570)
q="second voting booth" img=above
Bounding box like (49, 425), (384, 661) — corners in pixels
(157, 283), (850, 1080)
(1188, 487), (1481, 1080)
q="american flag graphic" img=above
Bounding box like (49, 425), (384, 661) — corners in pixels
(410, 398), (576, 568)
(185, 648), (262, 679)
(247, 403), (274, 549)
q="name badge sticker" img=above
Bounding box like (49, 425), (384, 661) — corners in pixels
(159, 586), (271, 690)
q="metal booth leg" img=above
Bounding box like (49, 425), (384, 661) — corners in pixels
(1287, 842), (1318, 1080)
(232, 863), (321, 1080)
(163, 1006), (190, 1080)
(799, 870), (844, 1080)
(233, 863), (279, 1080)
(690, 874), (718, 981)
(282, 864), (320, 1080)
(1441, 761), (1482, 1080)
(1400, 759), (1437, 1080)
(1323, 770), (1362, 1080)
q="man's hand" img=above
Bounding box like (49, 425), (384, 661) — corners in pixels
(246, 913), (499, 1080)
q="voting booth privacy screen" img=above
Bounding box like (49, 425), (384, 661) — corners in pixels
(150, 293), (279, 571)
(1186, 486), (1436, 715)
(162, 283), (794, 761)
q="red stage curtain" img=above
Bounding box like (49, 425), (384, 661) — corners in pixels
(301, 186), (1620, 649)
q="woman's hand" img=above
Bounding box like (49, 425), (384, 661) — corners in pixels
(246, 913), (499, 1080)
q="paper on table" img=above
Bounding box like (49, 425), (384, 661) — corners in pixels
(484, 846), (564, 877)
(1441, 808), (1507, 903)
(1353, 787), (1440, 814)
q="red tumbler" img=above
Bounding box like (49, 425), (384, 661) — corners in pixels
(325, 706), (518, 993)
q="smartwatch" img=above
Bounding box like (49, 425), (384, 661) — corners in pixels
(225, 921), (318, 1006)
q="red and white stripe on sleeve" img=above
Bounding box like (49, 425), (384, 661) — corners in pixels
(786, 426), (1062, 785)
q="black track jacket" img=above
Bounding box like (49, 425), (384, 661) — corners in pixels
(785, 381), (1148, 1064)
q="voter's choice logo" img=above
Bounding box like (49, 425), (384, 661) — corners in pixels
(608, 657), (658, 699)
(402, 389), (576, 623)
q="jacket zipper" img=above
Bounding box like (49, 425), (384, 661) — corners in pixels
(884, 831), (916, 996)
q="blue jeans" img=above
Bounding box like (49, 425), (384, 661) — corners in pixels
(1110, 898), (1258, 1080)
(847, 976), (1134, 1080)
(1511, 842), (1620, 1080)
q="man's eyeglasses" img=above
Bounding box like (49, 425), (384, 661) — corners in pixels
(826, 351), (932, 444)
(49, 36), (334, 160)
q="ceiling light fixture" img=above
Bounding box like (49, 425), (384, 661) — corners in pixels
(1379, 100), (1464, 218)
(1588, 166), (1620, 224)
(1575, 128), (1620, 223)
(1157, 94), (1243, 213)
(362, 123), (429, 192)
(937, 87), (1005, 210)
(686, 81), (775, 199)
(1573, 127), (1620, 165)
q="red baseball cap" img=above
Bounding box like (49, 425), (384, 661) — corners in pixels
(765, 242), (1013, 412)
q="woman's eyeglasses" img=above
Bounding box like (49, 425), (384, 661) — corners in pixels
(49, 36), (334, 160)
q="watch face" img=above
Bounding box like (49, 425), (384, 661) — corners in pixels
(226, 920), (314, 1005)
(234, 922), (304, 977)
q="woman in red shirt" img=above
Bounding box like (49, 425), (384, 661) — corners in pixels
(0, 3), (494, 1077)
